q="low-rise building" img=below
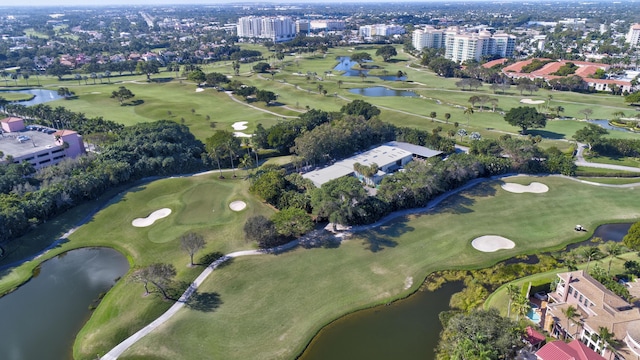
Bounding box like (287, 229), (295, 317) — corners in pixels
(302, 142), (442, 188)
(0, 117), (85, 170)
(546, 270), (640, 359)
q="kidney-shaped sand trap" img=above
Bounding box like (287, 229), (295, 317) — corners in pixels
(501, 182), (549, 194)
(132, 208), (172, 227)
(520, 98), (545, 105)
(472, 235), (516, 252)
(229, 201), (247, 211)
(232, 121), (248, 130)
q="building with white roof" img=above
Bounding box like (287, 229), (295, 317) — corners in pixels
(302, 142), (443, 188)
(626, 24), (640, 46)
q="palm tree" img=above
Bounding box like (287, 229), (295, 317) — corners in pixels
(547, 94), (553, 111)
(582, 246), (602, 272)
(555, 106), (565, 118)
(464, 106), (474, 126)
(429, 111), (437, 121)
(444, 113), (451, 124)
(104, 70), (111, 83)
(337, 80), (343, 88)
(505, 284), (519, 318)
(562, 305), (580, 339)
(605, 242), (622, 275)
(597, 326), (617, 359)
(512, 293), (530, 321)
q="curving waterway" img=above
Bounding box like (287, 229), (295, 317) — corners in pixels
(0, 247), (129, 360)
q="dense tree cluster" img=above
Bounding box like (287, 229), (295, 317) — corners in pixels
(503, 106), (547, 134)
(592, 138), (640, 158)
(3, 103), (124, 135)
(436, 308), (524, 360)
(0, 121), (205, 243)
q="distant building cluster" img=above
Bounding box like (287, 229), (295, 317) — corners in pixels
(236, 16), (296, 43)
(626, 24), (640, 46)
(358, 24), (405, 39)
(412, 25), (516, 63)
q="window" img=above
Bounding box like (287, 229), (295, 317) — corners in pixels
(574, 291), (578, 298)
(579, 295), (583, 302)
(568, 287), (573, 294)
(584, 298), (589, 307)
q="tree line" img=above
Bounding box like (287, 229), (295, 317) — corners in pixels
(0, 120), (205, 243)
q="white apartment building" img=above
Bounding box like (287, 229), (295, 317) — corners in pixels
(237, 16), (296, 43)
(412, 25), (445, 50)
(414, 26), (516, 63)
(359, 24), (405, 38)
(626, 24), (640, 46)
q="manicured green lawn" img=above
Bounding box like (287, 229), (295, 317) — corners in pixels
(0, 92), (34, 101)
(585, 155), (640, 168)
(576, 177), (640, 185)
(113, 176), (640, 360)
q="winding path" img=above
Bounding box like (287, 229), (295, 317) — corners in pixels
(100, 173), (640, 359)
(575, 143), (640, 173)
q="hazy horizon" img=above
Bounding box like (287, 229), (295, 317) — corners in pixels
(0, 0), (584, 7)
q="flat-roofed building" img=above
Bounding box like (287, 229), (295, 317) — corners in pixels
(0, 117), (85, 170)
(237, 16), (296, 43)
(302, 142), (442, 188)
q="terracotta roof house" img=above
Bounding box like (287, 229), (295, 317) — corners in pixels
(546, 270), (640, 360)
(502, 58), (633, 94)
(536, 340), (605, 360)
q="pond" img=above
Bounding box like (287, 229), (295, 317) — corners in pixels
(0, 247), (129, 360)
(588, 119), (636, 133)
(299, 281), (463, 360)
(334, 56), (406, 81)
(0, 89), (64, 106)
(348, 86), (419, 97)
(300, 223), (631, 360)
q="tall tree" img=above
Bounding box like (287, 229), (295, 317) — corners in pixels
(110, 86), (135, 105)
(562, 305), (580, 339)
(181, 232), (206, 266)
(375, 45), (397, 62)
(504, 106), (546, 134)
(131, 263), (177, 300)
(623, 221), (640, 250)
(205, 130), (236, 178)
(464, 106), (474, 126)
(574, 124), (608, 150)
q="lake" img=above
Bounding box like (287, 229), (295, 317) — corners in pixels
(334, 56), (407, 81)
(348, 86), (419, 97)
(0, 247), (129, 360)
(1, 89), (64, 106)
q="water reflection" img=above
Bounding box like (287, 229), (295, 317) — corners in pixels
(0, 247), (129, 360)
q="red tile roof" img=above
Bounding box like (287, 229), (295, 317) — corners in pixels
(482, 58), (508, 69)
(524, 326), (546, 346)
(0, 116), (23, 123)
(537, 340), (605, 360)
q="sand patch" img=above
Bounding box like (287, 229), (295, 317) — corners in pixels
(404, 276), (413, 290)
(501, 182), (549, 193)
(232, 121), (248, 130)
(233, 131), (252, 138)
(132, 208), (172, 227)
(195, 88), (204, 92)
(472, 235), (515, 252)
(229, 201), (247, 211)
(520, 98), (545, 105)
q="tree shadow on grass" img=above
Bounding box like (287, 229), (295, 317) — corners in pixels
(527, 129), (565, 140)
(186, 291), (222, 312)
(360, 221), (414, 252)
(150, 77), (173, 83)
(434, 193), (476, 215)
(123, 99), (144, 106)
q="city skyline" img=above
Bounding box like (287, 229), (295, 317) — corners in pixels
(0, 0), (571, 7)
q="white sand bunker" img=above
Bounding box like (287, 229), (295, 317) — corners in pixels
(472, 235), (515, 252)
(232, 121), (248, 130)
(520, 98), (545, 105)
(233, 131), (252, 138)
(229, 201), (247, 211)
(132, 208), (172, 227)
(501, 182), (549, 194)
(195, 88), (204, 92)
